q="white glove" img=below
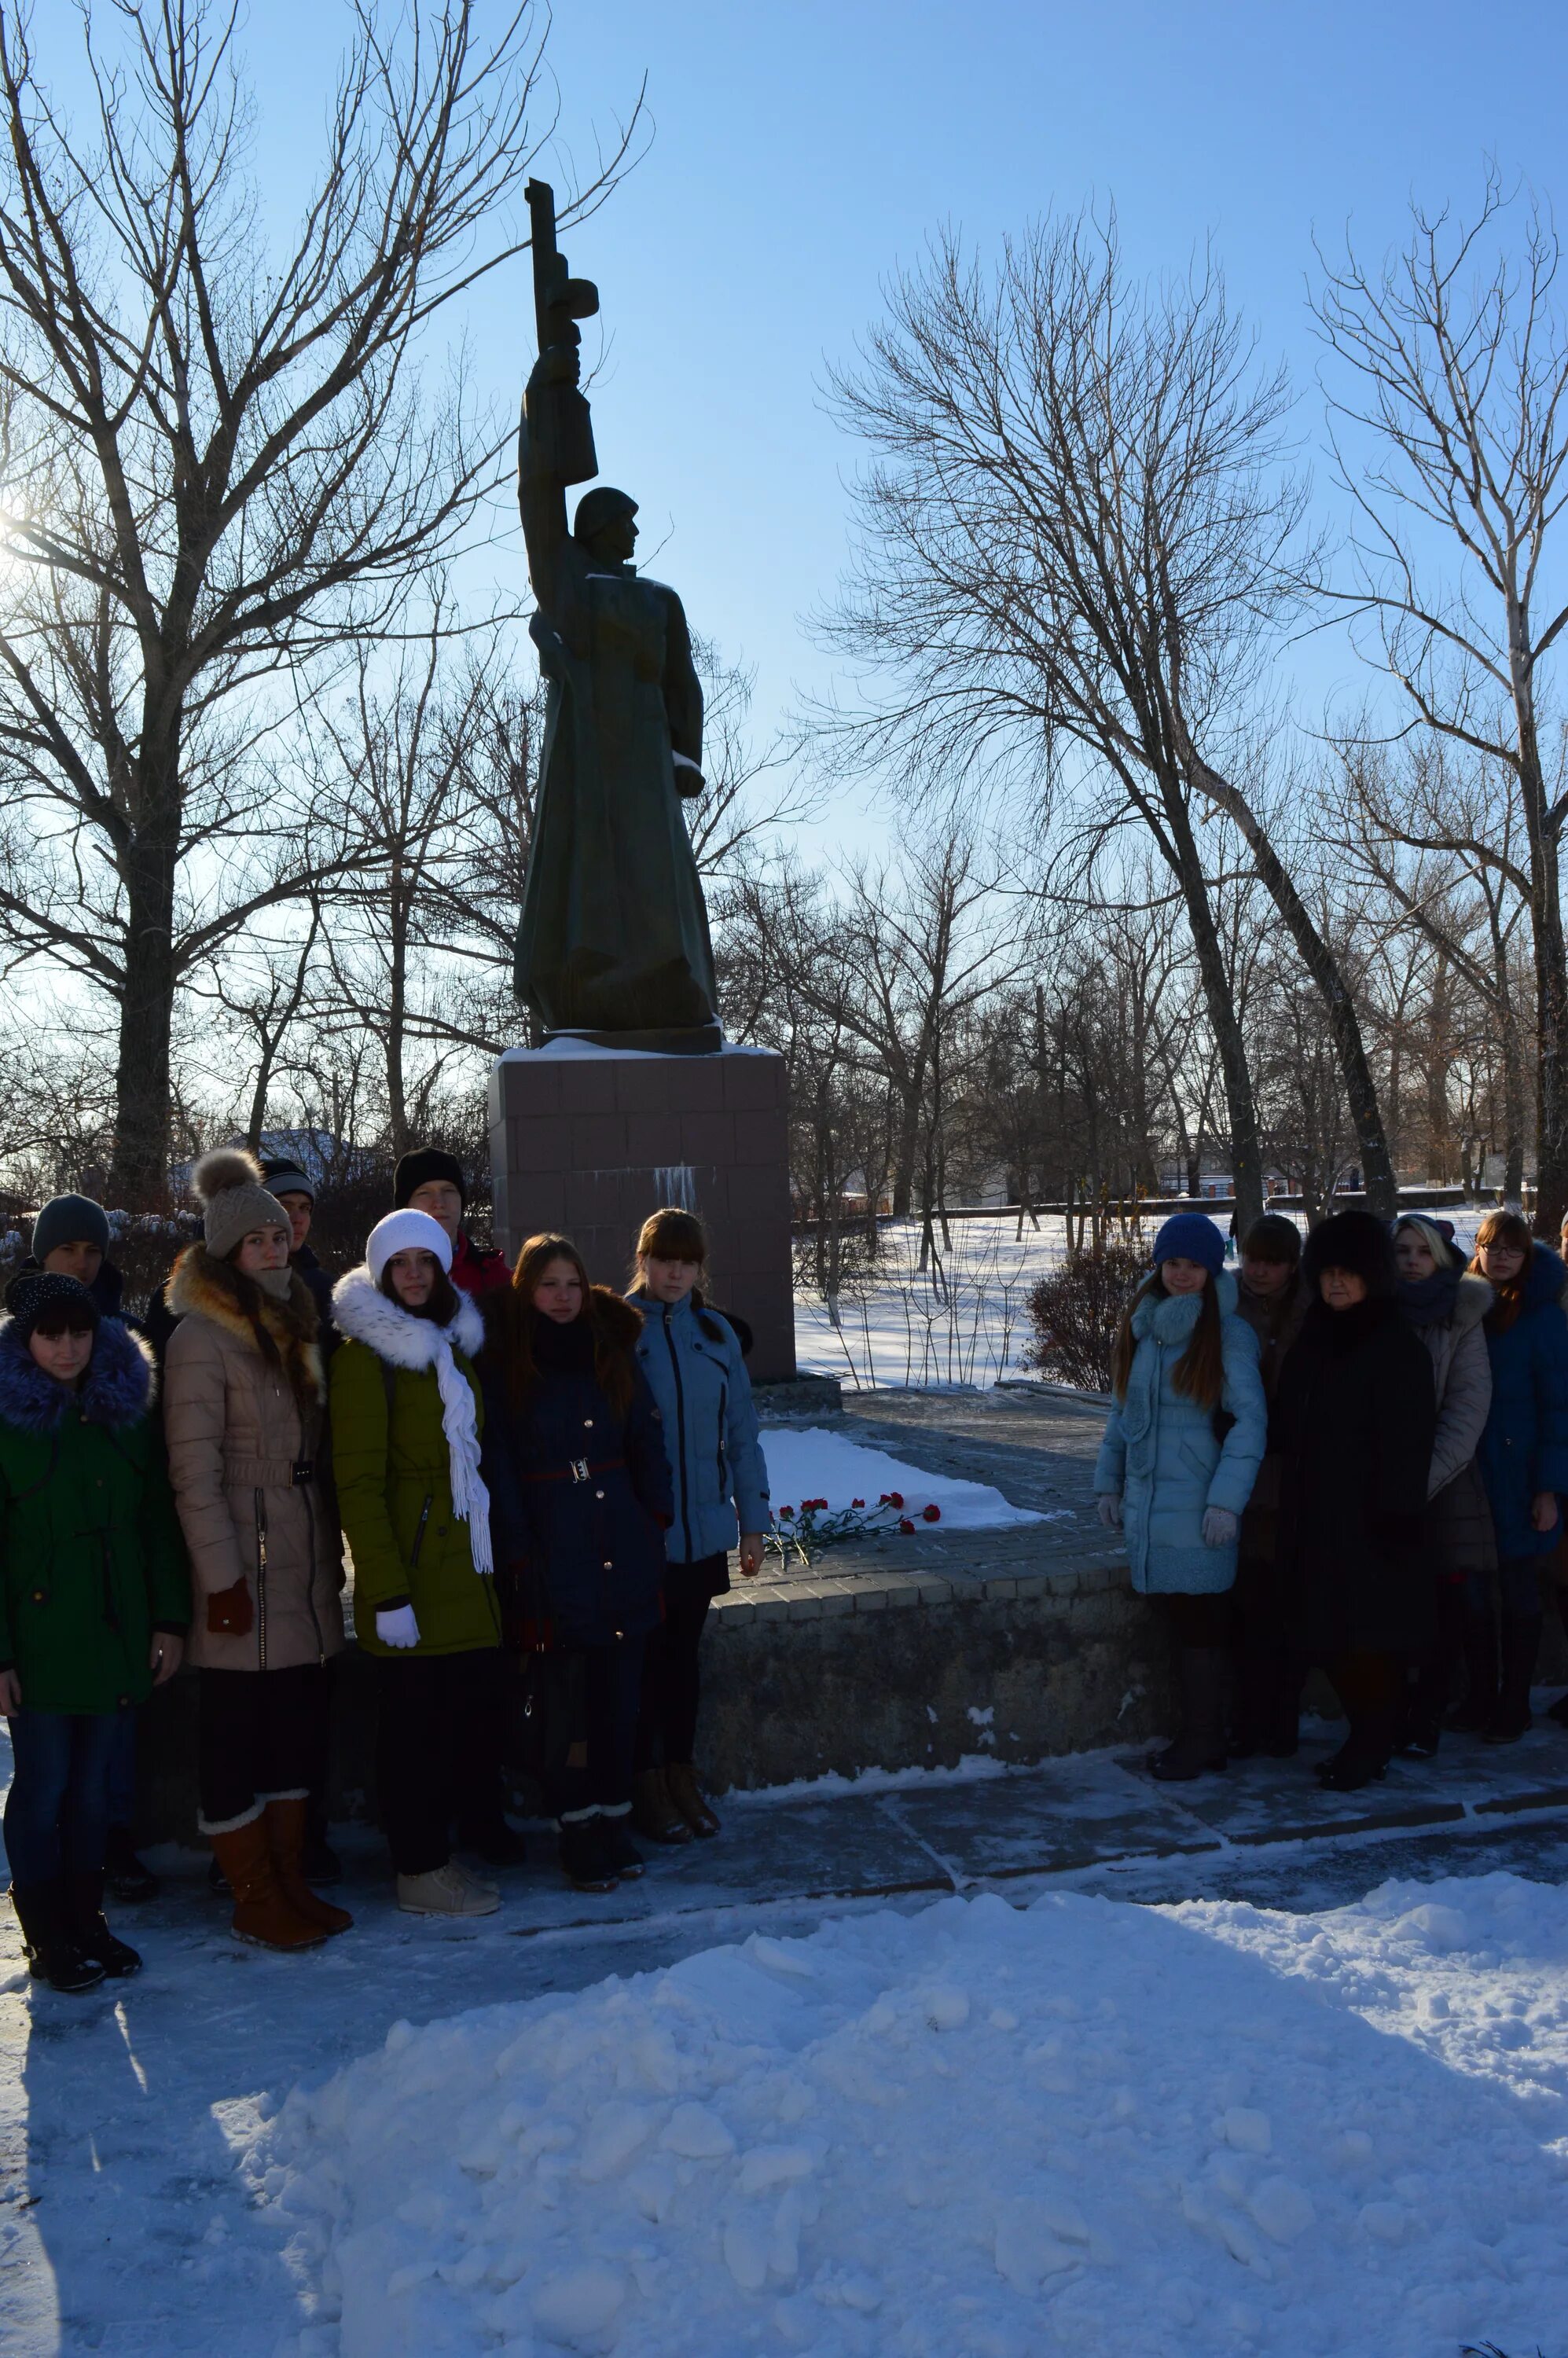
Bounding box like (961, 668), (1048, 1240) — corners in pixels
(376, 1603), (421, 1649)
(1201, 1507), (1238, 1548)
(1096, 1493), (1123, 1530)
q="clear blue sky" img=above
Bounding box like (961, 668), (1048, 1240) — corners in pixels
(42, 1), (1568, 849)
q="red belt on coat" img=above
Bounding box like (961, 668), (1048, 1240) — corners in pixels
(522, 1456), (626, 1485)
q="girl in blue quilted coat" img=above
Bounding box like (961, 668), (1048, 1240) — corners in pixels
(1095, 1214), (1266, 1782)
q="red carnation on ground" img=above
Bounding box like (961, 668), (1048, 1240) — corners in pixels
(922, 1503), (942, 1523)
(899, 1517), (916, 1533)
(887, 1490), (905, 1509)
(779, 1504), (794, 1521)
(851, 1497), (865, 1508)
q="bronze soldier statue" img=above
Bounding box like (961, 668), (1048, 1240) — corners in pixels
(514, 182), (720, 1052)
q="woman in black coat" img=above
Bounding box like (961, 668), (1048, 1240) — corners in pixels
(1273, 1210), (1437, 1791)
(482, 1233), (674, 1893)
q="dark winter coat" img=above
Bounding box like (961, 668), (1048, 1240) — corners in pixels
(0, 1316), (189, 1713)
(483, 1289), (674, 1650)
(292, 1244), (337, 1350)
(627, 1289), (769, 1577)
(329, 1269), (500, 1659)
(1476, 1243), (1568, 1563)
(1233, 1272), (1310, 1563)
(1273, 1295), (1438, 1657)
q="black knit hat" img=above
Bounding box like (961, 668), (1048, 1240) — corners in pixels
(393, 1148), (466, 1210)
(260, 1156), (314, 1203)
(1302, 1209), (1397, 1298)
(6, 1269), (100, 1339)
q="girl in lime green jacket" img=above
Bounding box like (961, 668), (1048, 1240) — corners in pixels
(330, 1211), (503, 1918)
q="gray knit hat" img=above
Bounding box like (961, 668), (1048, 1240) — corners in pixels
(31, 1192), (112, 1264)
(193, 1148), (293, 1262)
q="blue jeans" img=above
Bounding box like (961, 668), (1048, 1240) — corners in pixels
(3, 1709), (120, 1885)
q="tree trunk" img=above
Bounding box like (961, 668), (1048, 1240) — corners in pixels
(108, 825), (179, 1210)
(1181, 744), (1396, 1219)
(1513, 684), (1568, 1233)
(1161, 792), (1265, 1233)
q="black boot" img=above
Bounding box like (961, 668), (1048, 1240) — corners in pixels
(1446, 1610), (1496, 1732)
(64, 1871), (141, 1978)
(557, 1817), (618, 1893)
(1148, 1648), (1229, 1781)
(10, 1882), (107, 1994)
(598, 1815), (644, 1879)
(103, 1824), (160, 1904)
(1484, 1614), (1542, 1744)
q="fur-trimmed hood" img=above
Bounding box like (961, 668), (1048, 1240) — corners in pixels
(167, 1243), (323, 1403)
(0, 1312), (155, 1434)
(586, 1284), (646, 1353)
(331, 1264), (484, 1366)
(1452, 1271), (1495, 1335)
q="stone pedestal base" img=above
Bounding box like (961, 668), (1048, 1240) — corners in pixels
(487, 1041), (797, 1380)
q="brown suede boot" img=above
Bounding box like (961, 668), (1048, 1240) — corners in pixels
(265, 1798), (353, 1936)
(209, 1816), (326, 1951)
(632, 1767), (694, 1845)
(664, 1762), (720, 1838)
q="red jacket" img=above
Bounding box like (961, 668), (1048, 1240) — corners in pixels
(452, 1230), (510, 1298)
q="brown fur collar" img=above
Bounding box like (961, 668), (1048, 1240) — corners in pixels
(588, 1284), (644, 1354)
(169, 1245), (325, 1403)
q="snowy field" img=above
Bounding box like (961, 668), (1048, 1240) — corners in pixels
(259, 1870), (1568, 2358)
(758, 1427), (1043, 1529)
(793, 1210), (1492, 1391)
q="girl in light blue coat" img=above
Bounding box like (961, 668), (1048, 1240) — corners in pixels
(626, 1207), (770, 1843)
(1094, 1213), (1266, 1783)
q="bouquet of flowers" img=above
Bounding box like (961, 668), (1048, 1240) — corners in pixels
(766, 1489), (942, 1566)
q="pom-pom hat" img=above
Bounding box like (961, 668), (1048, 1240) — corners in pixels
(1151, 1212), (1226, 1277)
(366, 1210), (453, 1284)
(193, 1148), (294, 1264)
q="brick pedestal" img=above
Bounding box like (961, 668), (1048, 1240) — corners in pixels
(487, 1042), (796, 1379)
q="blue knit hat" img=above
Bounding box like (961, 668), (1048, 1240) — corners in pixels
(1151, 1212), (1225, 1276)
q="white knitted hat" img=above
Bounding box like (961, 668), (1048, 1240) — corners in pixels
(365, 1209), (453, 1284)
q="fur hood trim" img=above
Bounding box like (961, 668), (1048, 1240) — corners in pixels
(0, 1313), (155, 1435)
(587, 1285), (644, 1352)
(331, 1265), (484, 1365)
(1453, 1272), (1495, 1334)
(168, 1245), (324, 1401)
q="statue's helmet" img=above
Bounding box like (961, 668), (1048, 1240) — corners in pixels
(572, 486), (639, 543)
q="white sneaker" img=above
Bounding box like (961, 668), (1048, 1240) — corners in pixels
(451, 1859), (501, 1900)
(396, 1864), (501, 1917)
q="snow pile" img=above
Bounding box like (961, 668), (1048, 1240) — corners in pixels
(263, 1872), (1568, 2358)
(758, 1426), (1044, 1530)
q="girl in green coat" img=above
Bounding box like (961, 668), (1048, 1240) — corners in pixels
(330, 1210), (503, 1919)
(0, 1273), (189, 1992)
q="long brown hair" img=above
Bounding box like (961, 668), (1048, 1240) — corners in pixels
(1471, 1208), (1534, 1333)
(1111, 1269), (1225, 1411)
(490, 1232), (634, 1417)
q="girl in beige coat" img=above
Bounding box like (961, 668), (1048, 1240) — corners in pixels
(163, 1151), (349, 1951)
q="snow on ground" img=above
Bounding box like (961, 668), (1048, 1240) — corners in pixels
(262, 1869), (1568, 2358)
(758, 1426), (1044, 1529)
(794, 1208), (1490, 1390)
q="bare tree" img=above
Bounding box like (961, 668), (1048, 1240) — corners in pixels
(1316, 172), (1568, 1227)
(0, 0), (641, 1200)
(817, 211), (1397, 1225)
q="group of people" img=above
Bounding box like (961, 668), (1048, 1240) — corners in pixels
(1096, 1206), (1568, 1791)
(0, 1148), (768, 1992)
